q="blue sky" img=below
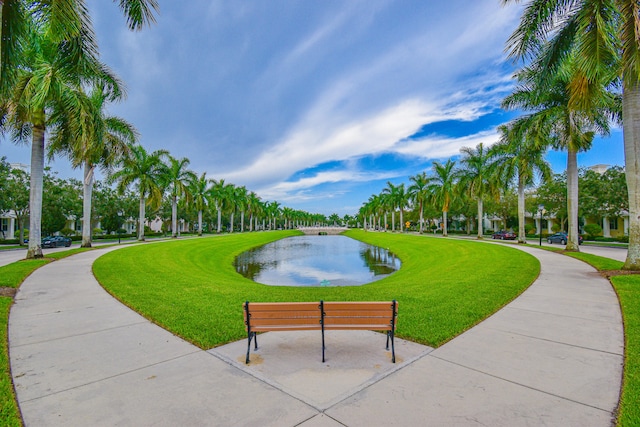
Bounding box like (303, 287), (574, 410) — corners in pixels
(1, 1), (625, 216)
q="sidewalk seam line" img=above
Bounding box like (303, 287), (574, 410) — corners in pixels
(428, 353), (616, 415)
(483, 326), (624, 356)
(17, 349), (202, 403)
(10, 320), (150, 348)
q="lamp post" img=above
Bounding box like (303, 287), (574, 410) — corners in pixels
(538, 204), (544, 246)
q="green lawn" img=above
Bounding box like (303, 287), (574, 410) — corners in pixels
(0, 297), (21, 427)
(611, 274), (640, 427)
(93, 230), (540, 349)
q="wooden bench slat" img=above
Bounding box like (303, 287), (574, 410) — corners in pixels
(248, 318), (321, 327)
(244, 302), (320, 312)
(324, 325), (393, 331)
(251, 325), (322, 332)
(323, 302), (396, 310)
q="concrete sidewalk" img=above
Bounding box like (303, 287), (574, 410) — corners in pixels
(8, 244), (623, 426)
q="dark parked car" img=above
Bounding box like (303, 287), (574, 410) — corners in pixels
(42, 236), (72, 248)
(492, 230), (517, 240)
(547, 232), (583, 245)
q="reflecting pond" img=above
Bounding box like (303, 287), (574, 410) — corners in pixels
(234, 235), (400, 286)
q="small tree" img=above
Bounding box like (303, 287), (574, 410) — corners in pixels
(584, 224), (603, 240)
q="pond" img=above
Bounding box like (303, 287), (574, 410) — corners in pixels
(234, 235), (401, 287)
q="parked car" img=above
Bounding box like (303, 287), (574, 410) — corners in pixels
(547, 232), (583, 245)
(42, 236), (72, 248)
(492, 230), (517, 240)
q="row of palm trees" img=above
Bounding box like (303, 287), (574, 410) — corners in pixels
(359, 135), (551, 242)
(1, 0), (160, 258)
(106, 145), (333, 241)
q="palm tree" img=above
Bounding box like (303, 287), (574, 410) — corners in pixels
(235, 186), (248, 232)
(163, 156), (196, 238)
(209, 179), (234, 233)
(1, 22), (117, 258)
(408, 172), (432, 233)
(503, 0), (637, 263)
(190, 172), (210, 236)
(502, 65), (614, 251)
(266, 201), (281, 230)
(458, 143), (499, 239)
(1, 0), (159, 96)
(492, 124), (552, 244)
(109, 145), (168, 241)
(429, 159), (458, 237)
(382, 181), (400, 231)
(48, 83), (138, 247)
(246, 191), (262, 232)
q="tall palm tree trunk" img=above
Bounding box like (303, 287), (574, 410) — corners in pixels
(624, 82), (640, 269)
(517, 174), (526, 244)
(229, 212), (234, 233)
(138, 193), (146, 241)
(442, 211), (448, 237)
(216, 203), (222, 233)
(391, 211), (395, 232)
(400, 210), (404, 232)
(476, 198), (484, 239)
(26, 122), (45, 259)
(197, 210), (203, 236)
(622, 83), (640, 270)
(138, 191), (146, 242)
(566, 148), (580, 251)
(171, 195), (178, 238)
(81, 161), (94, 248)
(240, 211), (245, 232)
(419, 204), (424, 233)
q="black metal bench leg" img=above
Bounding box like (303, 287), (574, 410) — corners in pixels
(390, 331), (395, 363)
(246, 332), (256, 364)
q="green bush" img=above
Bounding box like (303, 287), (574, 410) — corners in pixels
(60, 227), (75, 237)
(0, 239), (20, 245)
(617, 235), (629, 243)
(525, 224), (536, 235)
(584, 223), (602, 240)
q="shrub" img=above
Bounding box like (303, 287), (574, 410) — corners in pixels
(525, 224), (536, 235)
(617, 235), (629, 243)
(93, 228), (103, 235)
(583, 223), (602, 240)
(60, 227), (75, 237)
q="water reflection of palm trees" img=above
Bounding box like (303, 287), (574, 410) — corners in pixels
(234, 257), (279, 280)
(360, 247), (399, 276)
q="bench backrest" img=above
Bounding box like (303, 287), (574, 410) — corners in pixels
(243, 301), (397, 332)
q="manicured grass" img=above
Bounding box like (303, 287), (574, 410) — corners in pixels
(610, 275), (640, 427)
(0, 297), (21, 427)
(93, 230), (540, 349)
(0, 246), (23, 251)
(564, 251), (625, 271)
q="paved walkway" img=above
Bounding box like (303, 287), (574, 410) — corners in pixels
(8, 243), (623, 426)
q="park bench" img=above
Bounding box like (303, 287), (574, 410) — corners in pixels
(243, 300), (398, 364)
